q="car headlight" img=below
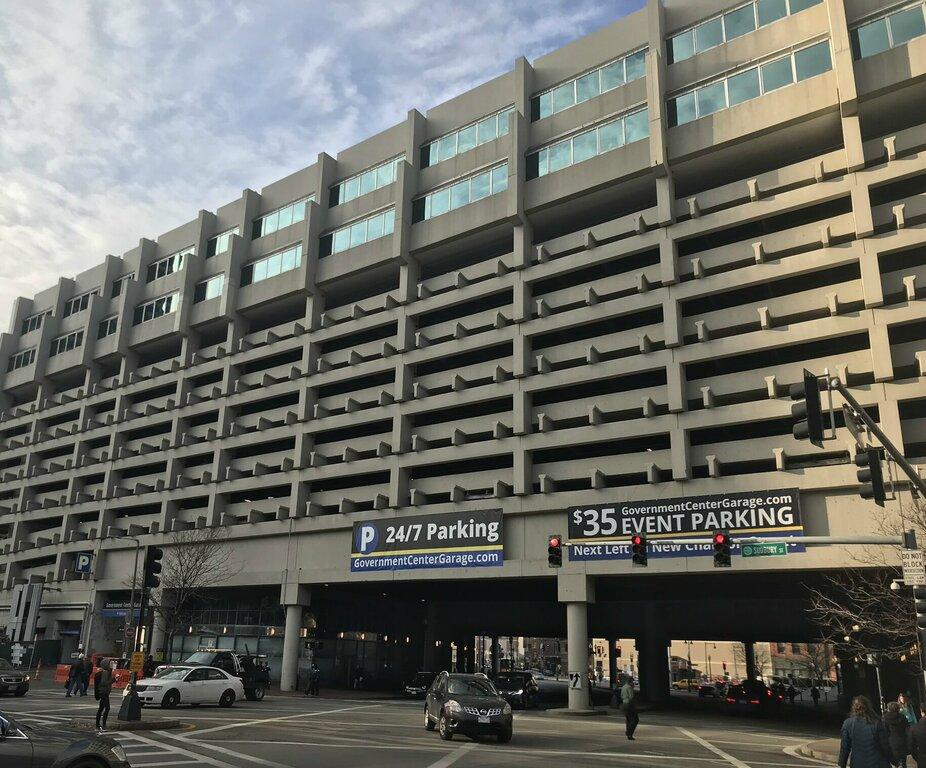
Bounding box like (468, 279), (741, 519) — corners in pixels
(445, 699), (462, 714)
(146, 685), (163, 691)
(514, 689), (523, 695)
(23, 676), (30, 682)
(502, 702), (512, 715)
(110, 744), (127, 761)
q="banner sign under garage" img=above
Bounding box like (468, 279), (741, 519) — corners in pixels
(567, 488), (803, 561)
(350, 509), (504, 572)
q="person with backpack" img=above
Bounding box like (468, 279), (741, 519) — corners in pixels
(839, 695), (892, 768)
(65, 654), (83, 697)
(884, 701), (910, 767)
(93, 659), (116, 732)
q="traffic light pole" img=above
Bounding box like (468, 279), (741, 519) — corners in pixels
(827, 378), (926, 498)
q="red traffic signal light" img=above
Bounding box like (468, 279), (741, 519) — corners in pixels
(548, 534), (563, 568)
(549, 536), (560, 548)
(631, 535), (643, 546)
(713, 532), (727, 545)
(631, 535), (648, 567)
(713, 530), (732, 568)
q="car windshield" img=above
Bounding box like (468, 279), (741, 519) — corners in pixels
(0, 660), (12, 671)
(448, 678), (497, 696)
(493, 675), (523, 687)
(413, 674), (433, 685)
(157, 668), (192, 681)
(183, 652), (214, 665)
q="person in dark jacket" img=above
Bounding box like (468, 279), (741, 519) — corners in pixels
(80, 655), (93, 696)
(884, 701), (909, 767)
(93, 659), (116, 732)
(839, 695), (892, 768)
(65, 654), (83, 697)
(907, 706), (926, 766)
(900, 694), (919, 725)
(142, 655), (156, 679)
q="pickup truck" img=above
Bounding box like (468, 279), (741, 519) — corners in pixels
(157, 648), (270, 701)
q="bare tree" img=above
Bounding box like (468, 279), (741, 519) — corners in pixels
(732, 642), (772, 679)
(149, 526), (241, 661)
(793, 642), (836, 683)
(806, 490), (924, 665)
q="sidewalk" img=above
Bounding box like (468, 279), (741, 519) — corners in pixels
(798, 738), (840, 762)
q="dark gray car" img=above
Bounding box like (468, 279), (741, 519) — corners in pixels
(0, 711), (130, 767)
(0, 658), (29, 697)
(424, 672), (512, 742)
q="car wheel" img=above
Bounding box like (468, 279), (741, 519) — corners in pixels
(161, 689), (181, 709)
(438, 712), (453, 741)
(245, 686), (265, 701)
(424, 708), (435, 730)
(69, 761), (112, 768)
(219, 689), (236, 708)
(14, 688), (26, 697)
(498, 726), (513, 744)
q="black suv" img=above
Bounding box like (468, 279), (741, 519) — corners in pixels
(424, 672), (513, 742)
(493, 671), (539, 708)
(403, 671), (437, 699)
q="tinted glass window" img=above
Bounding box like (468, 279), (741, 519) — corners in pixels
(448, 678), (497, 696)
(760, 56), (793, 91)
(670, 30), (695, 63)
(696, 81), (727, 116)
(891, 6), (926, 46)
(724, 5), (756, 39)
(600, 60), (625, 90)
(757, 0), (787, 25)
(576, 71), (600, 103)
(696, 17), (724, 51)
(788, 0), (821, 12)
(794, 41), (832, 81)
(727, 67), (761, 105)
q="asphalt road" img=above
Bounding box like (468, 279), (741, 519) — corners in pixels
(0, 684), (837, 768)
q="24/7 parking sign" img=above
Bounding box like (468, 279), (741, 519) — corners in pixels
(74, 552), (93, 575)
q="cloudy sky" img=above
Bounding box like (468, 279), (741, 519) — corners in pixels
(0, 0), (643, 329)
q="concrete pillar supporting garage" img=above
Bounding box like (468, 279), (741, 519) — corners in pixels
(491, 637), (500, 675)
(559, 574), (595, 712)
(638, 635), (671, 704)
(280, 583), (311, 693)
(744, 641), (756, 681)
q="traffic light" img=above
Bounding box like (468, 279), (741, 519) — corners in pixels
(631, 535), (648, 567)
(855, 448), (886, 507)
(790, 369), (825, 447)
(547, 535), (562, 568)
(713, 531), (732, 568)
(143, 546), (163, 589)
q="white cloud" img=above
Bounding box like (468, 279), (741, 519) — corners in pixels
(0, 0), (641, 330)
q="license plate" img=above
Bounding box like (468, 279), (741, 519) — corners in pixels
(478, 716), (489, 723)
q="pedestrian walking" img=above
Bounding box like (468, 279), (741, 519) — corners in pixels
(907, 706), (926, 766)
(80, 655), (92, 696)
(93, 659), (116, 732)
(620, 674), (639, 741)
(885, 702), (910, 767)
(142, 655), (156, 679)
(588, 669), (596, 707)
(811, 685), (820, 707)
(777, 681), (786, 700)
(901, 694), (919, 725)
(838, 695), (892, 768)
(65, 654), (83, 697)
(787, 683), (797, 704)
(306, 663), (320, 697)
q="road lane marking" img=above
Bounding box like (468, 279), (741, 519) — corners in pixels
(426, 743), (477, 768)
(126, 733), (244, 768)
(679, 727), (752, 768)
(185, 703), (382, 736)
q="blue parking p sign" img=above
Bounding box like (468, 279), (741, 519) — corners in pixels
(74, 552), (93, 574)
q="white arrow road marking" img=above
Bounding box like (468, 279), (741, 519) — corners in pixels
(679, 727), (752, 768)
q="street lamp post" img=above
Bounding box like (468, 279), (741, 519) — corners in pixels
(105, 534), (141, 657)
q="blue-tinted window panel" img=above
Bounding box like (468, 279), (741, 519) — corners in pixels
(788, 0), (821, 12)
(625, 50), (646, 80)
(349, 221), (367, 249)
(572, 131), (597, 164)
(278, 206), (293, 230)
(549, 141), (571, 173)
(760, 56), (793, 92)
(696, 17), (724, 52)
(498, 109), (512, 136)
(471, 171), (491, 200)
(727, 67), (761, 105)
(477, 116), (496, 144)
(725, 5), (757, 39)
(672, 92), (697, 126)
(757, 0), (788, 26)
(344, 177), (360, 201)
(599, 121), (623, 152)
(853, 18), (890, 58)
(437, 135), (456, 163)
(383, 210), (395, 235)
(360, 170), (377, 196)
(890, 6), (926, 46)
(450, 180), (470, 209)
(281, 249), (296, 272)
(794, 41), (832, 81)
(624, 109), (649, 142)
(539, 92), (553, 119)
(491, 165), (507, 193)
(576, 71), (600, 104)
(552, 82), (575, 113)
(670, 30), (695, 63)
(367, 213), (384, 241)
(376, 163), (394, 187)
(697, 81), (727, 116)
(458, 125), (477, 153)
(334, 229), (350, 254)
(601, 60), (625, 90)
(430, 188), (451, 218)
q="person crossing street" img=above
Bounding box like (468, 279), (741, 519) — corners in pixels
(93, 659), (116, 732)
(620, 674), (639, 741)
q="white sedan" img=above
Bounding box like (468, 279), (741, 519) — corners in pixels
(132, 665), (244, 708)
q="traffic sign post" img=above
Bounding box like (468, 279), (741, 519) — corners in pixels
(741, 542), (788, 558)
(902, 549), (926, 587)
(130, 651), (145, 676)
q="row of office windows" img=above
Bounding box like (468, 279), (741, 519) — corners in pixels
(49, 330), (84, 357)
(240, 244), (302, 287)
(252, 197), (313, 240)
(412, 164), (508, 223)
(320, 210), (395, 257)
(133, 293), (178, 326)
(7, 348), (35, 372)
(421, 109), (513, 168)
(62, 290), (97, 319)
(21, 312), (46, 336)
(531, 49), (646, 122)
(526, 108), (649, 180)
(668, 0), (822, 64)
(330, 157), (404, 206)
(852, 2), (926, 59)
(667, 40), (832, 127)
(146, 247), (193, 284)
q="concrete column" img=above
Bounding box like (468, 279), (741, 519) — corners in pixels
(744, 641), (756, 681)
(281, 605), (303, 693)
(491, 637), (500, 675)
(638, 635), (670, 704)
(608, 638), (619, 689)
(566, 602), (590, 711)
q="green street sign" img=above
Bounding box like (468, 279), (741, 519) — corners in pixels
(741, 542), (788, 558)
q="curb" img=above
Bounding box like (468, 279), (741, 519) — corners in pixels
(797, 739), (839, 762)
(544, 707), (610, 717)
(68, 718), (185, 732)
